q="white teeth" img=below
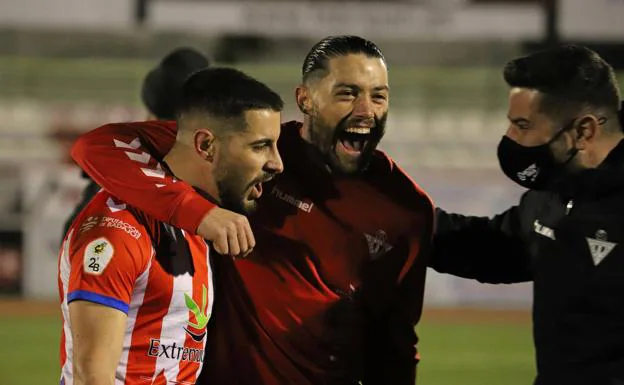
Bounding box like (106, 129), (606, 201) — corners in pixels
(345, 127), (371, 134)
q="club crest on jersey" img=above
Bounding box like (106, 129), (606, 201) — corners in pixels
(586, 229), (617, 266)
(364, 230), (393, 260)
(83, 237), (114, 275)
(183, 285), (211, 342)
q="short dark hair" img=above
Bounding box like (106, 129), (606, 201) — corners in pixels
(302, 35), (386, 83)
(177, 67), (284, 131)
(142, 47), (211, 120)
(503, 44), (621, 126)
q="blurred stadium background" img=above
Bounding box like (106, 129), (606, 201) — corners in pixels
(0, 0), (623, 383)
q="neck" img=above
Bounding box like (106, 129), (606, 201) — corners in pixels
(300, 116), (313, 144)
(299, 116), (333, 174)
(163, 142), (220, 201)
(585, 130), (624, 168)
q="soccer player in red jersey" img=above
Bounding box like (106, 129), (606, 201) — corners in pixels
(59, 68), (283, 385)
(71, 36), (434, 384)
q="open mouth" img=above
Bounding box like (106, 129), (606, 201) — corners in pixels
(249, 183), (263, 199)
(248, 175), (274, 200)
(338, 126), (372, 154)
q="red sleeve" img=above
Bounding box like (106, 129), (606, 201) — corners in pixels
(70, 121), (217, 234)
(63, 195), (152, 314)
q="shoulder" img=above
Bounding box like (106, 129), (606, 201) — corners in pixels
(142, 120), (178, 136)
(100, 120), (177, 131)
(513, 189), (556, 229)
(67, 191), (154, 265)
(278, 121), (303, 149)
(280, 120), (303, 131)
(94, 120), (178, 140)
(369, 150), (435, 212)
(517, 189), (554, 215)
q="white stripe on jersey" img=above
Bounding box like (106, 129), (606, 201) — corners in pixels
(115, 246), (154, 385)
(153, 270), (194, 382)
(60, 231), (74, 385)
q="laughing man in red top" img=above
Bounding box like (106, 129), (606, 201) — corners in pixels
(71, 36), (435, 385)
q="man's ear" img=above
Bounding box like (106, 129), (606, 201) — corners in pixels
(295, 85), (313, 115)
(573, 115), (600, 150)
(194, 128), (216, 162)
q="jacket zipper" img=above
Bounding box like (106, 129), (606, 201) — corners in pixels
(565, 199), (574, 215)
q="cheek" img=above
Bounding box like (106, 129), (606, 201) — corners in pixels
(221, 168), (250, 193)
(511, 130), (551, 147)
(374, 104), (388, 117)
(315, 101), (348, 123)
(238, 154), (265, 177)
(505, 125), (522, 142)
(550, 135), (574, 159)
(216, 157), (247, 183)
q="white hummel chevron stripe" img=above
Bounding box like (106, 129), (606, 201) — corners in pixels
(141, 168), (166, 179)
(125, 151), (151, 164)
(106, 197), (127, 212)
(114, 138), (141, 150)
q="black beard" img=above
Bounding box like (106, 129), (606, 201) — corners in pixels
(309, 112), (387, 175)
(217, 179), (250, 215)
(216, 177), (264, 216)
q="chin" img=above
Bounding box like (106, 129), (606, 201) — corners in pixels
(240, 200), (258, 215)
(330, 157), (367, 176)
(337, 165), (361, 175)
(220, 199), (254, 216)
(329, 147), (375, 176)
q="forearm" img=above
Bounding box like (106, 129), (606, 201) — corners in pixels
(69, 301), (126, 385)
(73, 366), (116, 385)
(72, 333), (121, 385)
(431, 208), (532, 284)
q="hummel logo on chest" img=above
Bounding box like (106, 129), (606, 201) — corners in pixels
(271, 186), (314, 213)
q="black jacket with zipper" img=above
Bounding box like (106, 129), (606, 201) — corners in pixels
(430, 139), (624, 385)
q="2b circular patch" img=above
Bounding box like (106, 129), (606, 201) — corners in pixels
(83, 237), (114, 275)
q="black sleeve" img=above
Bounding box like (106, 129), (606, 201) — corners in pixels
(430, 196), (533, 284)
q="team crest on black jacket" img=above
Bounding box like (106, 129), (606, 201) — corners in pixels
(585, 229), (617, 266)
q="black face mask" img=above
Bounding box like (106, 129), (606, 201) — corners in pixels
(497, 120), (579, 190)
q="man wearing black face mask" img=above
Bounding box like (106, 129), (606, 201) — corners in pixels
(430, 44), (624, 385)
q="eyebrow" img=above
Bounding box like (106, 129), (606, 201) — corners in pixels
(333, 83), (390, 92)
(508, 115), (531, 125)
(249, 138), (273, 146)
